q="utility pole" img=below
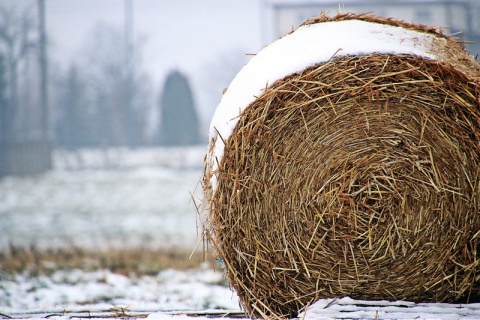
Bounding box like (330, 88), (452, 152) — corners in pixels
(124, 0), (134, 146)
(38, 0), (49, 141)
(38, 0), (52, 170)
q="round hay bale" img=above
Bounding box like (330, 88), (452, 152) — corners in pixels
(201, 13), (480, 318)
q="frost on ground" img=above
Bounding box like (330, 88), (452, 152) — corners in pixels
(0, 146), (241, 316)
(299, 298), (480, 320)
(2, 270), (480, 320)
(0, 266), (239, 315)
(0, 147), (205, 251)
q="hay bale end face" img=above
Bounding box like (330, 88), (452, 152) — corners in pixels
(202, 13), (480, 319)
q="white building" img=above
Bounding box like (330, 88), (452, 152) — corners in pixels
(263, 0), (480, 56)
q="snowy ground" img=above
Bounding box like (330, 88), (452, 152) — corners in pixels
(0, 146), (238, 317)
(0, 265), (240, 316)
(2, 268), (480, 320)
(0, 147), (205, 250)
(1, 146), (479, 319)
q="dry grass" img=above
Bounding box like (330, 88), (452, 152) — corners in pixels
(202, 15), (480, 319)
(0, 244), (217, 276)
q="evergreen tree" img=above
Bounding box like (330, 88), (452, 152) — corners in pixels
(157, 70), (201, 146)
(55, 65), (98, 148)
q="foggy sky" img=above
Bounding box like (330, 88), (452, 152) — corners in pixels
(45, 0), (263, 84)
(3, 0), (263, 87)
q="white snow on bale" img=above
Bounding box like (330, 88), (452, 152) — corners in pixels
(207, 19), (445, 190)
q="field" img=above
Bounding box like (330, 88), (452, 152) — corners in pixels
(0, 146), (479, 319)
(0, 147), (239, 315)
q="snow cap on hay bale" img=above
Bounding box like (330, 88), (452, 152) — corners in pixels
(201, 13), (480, 319)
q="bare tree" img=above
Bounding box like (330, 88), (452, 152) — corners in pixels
(0, 2), (52, 177)
(0, 4), (37, 142)
(54, 23), (153, 148)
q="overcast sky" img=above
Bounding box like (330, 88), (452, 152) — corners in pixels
(4, 0), (265, 121)
(43, 0), (263, 79)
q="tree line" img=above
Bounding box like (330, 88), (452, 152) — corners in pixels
(0, 3), (203, 150)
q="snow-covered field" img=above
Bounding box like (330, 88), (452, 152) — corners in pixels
(0, 266), (239, 316)
(1, 146), (480, 319)
(0, 147), (205, 251)
(0, 146), (242, 317)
